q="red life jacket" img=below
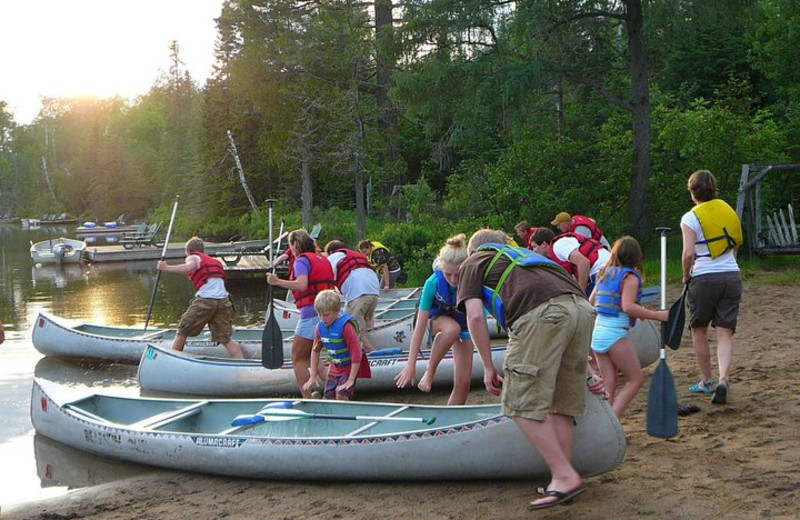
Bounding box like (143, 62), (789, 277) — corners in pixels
(333, 249), (372, 287)
(569, 215), (605, 243)
(549, 233), (605, 277)
(290, 252), (336, 307)
(523, 227), (539, 249)
(188, 252), (226, 290)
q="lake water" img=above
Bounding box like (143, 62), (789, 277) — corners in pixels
(0, 225), (271, 509)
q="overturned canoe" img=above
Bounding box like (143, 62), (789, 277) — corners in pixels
(31, 378), (625, 480)
(138, 343), (507, 397)
(32, 311), (421, 364)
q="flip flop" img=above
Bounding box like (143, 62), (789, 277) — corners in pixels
(677, 404), (701, 416)
(528, 486), (587, 510)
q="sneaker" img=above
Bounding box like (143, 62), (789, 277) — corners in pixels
(711, 380), (728, 404)
(689, 379), (717, 394)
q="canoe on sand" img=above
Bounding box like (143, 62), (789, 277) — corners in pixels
(31, 378), (625, 480)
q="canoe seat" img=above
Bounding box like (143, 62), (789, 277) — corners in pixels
(65, 404), (114, 425)
(130, 401), (209, 430)
(345, 405), (411, 437)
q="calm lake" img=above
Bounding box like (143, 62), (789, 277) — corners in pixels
(0, 224), (272, 509)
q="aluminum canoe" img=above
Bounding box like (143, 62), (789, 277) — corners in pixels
(31, 378), (625, 481)
(32, 310), (421, 364)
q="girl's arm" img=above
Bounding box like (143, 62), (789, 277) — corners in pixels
(621, 274), (668, 322)
(267, 273), (308, 292)
(394, 309), (430, 388)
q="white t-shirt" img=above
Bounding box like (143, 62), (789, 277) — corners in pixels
(680, 211), (739, 276)
(189, 255), (229, 299)
(552, 236), (611, 278)
(327, 251), (380, 301)
(572, 224), (612, 249)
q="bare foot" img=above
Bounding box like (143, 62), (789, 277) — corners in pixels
(418, 371), (433, 392)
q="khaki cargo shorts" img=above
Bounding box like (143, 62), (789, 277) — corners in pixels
(177, 297), (234, 343)
(345, 294), (379, 338)
(502, 294), (594, 421)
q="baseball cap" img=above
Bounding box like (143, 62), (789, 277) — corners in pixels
(551, 212), (571, 226)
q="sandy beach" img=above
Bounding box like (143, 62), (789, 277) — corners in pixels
(4, 277), (799, 520)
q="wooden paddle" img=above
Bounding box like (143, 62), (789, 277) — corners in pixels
(144, 196), (179, 333)
(646, 226), (679, 439)
(231, 402), (436, 426)
(261, 200), (284, 369)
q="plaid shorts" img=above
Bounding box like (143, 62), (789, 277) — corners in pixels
(323, 372), (355, 400)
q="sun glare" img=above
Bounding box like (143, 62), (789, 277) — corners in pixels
(0, 0), (222, 123)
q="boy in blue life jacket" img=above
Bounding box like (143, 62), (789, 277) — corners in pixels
(303, 290), (371, 400)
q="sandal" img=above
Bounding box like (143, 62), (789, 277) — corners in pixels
(689, 379), (716, 394)
(711, 379), (729, 404)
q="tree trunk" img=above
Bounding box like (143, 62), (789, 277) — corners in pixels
(625, 0), (651, 240)
(301, 156), (313, 227)
(226, 131), (260, 213)
(374, 0), (401, 168)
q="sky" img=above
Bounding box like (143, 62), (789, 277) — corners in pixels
(0, 0), (225, 124)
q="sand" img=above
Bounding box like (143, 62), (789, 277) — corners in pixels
(5, 277), (799, 520)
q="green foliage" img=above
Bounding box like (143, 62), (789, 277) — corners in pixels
(3, 0), (800, 254)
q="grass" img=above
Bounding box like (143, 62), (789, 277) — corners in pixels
(642, 254), (799, 286)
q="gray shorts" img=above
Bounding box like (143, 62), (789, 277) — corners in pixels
(688, 272), (742, 332)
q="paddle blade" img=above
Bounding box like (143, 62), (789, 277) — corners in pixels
(261, 301), (284, 369)
(646, 356), (679, 438)
(661, 286), (687, 350)
(231, 414), (266, 427)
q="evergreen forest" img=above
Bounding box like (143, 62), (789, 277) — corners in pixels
(1, 0), (798, 278)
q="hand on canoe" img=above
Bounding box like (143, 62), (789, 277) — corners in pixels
(394, 365), (416, 389)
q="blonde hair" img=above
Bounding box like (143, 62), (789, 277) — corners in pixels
(314, 289), (341, 314)
(467, 229), (509, 253)
(439, 233), (468, 265)
(185, 236), (204, 253)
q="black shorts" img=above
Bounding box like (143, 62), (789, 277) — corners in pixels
(687, 272), (742, 332)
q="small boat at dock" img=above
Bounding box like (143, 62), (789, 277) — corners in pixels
(30, 237), (86, 265)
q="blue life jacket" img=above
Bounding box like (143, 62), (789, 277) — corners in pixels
(429, 269), (468, 330)
(476, 243), (566, 330)
(595, 267), (643, 319)
(318, 313), (360, 366)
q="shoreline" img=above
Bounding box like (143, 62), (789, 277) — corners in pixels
(5, 279), (799, 519)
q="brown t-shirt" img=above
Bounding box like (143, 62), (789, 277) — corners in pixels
(457, 250), (585, 328)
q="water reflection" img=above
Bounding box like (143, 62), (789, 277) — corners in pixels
(35, 434), (154, 490)
(1, 224), (274, 505)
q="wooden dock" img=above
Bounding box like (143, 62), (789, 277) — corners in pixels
(83, 239), (271, 263)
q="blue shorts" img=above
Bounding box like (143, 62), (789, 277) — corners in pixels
(295, 315), (320, 340)
(591, 324), (628, 354)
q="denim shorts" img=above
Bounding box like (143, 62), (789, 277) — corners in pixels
(295, 315), (320, 340)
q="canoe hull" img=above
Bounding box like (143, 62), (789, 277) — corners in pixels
(31, 379), (625, 481)
(32, 311), (419, 364)
(138, 343), (508, 397)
